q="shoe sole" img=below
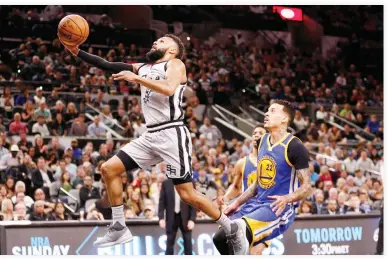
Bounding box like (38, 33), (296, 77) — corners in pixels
(94, 229), (134, 248)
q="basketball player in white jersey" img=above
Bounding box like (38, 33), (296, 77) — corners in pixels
(58, 34), (243, 251)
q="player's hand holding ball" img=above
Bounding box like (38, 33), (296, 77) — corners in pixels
(57, 14), (89, 55)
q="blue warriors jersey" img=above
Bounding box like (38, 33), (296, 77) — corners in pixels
(242, 156), (257, 192)
(256, 132), (299, 206)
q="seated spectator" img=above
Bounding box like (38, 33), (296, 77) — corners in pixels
(0, 145), (23, 171)
(125, 190), (144, 216)
(365, 114), (380, 134)
(312, 189), (327, 214)
(50, 112), (67, 136)
(70, 139), (82, 161)
(30, 188), (55, 215)
(64, 102), (79, 123)
(29, 200), (49, 221)
(88, 116), (106, 138)
(293, 110), (309, 131)
(199, 117), (222, 148)
(318, 165), (332, 184)
(32, 115), (50, 136)
(346, 196), (366, 214)
(72, 166), (86, 189)
(33, 87), (46, 104)
(79, 175), (100, 209)
(195, 169), (218, 199)
(51, 100), (66, 118)
(359, 189), (372, 213)
(0, 87), (14, 108)
(356, 151), (375, 175)
(316, 105), (329, 121)
(34, 100), (52, 122)
(55, 156), (77, 181)
(17, 132), (33, 154)
(9, 113), (28, 135)
(69, 113), (88, 136)
(341, 124), (357, 141)
(298, 200), (313, 216)
(15, 88), (33, 106)
(31, 157), (54, 191)
(11, 181), (34, 208)
(34, 135), (49, 160)
(14, 202), (27, 221)
(21, 100), (35, 122)
(48, 201), (72, 220)
(324, 199), (339, 215)
(4, 176), (15, 199)
(1, 198), (14, 221)
(57, 171), (72, 197)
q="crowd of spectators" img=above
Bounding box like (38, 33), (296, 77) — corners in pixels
(0, 6), (384, 222)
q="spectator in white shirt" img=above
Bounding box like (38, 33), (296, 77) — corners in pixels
(88, 116), (106, 138)
(32, 115), (50, 136)
(11, 182), (34, 209)
(336, 72), (347, 86)
(356, 151), (375, 175)
(199, 117), (222, 148)
(354, 169), (366, 187)
(316, 105), (329, 121)
(0, 139), (9, 160)
(342, 150), (358, 175)
(293, 110), (309, 131)
(33, 87), (46, 104)
(0, 145), (23, 171)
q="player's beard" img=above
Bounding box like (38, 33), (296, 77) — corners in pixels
(146, 48), (167, 62)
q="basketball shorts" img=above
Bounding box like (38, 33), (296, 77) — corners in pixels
(231, 202), (295, 247)
(119, 121), (193, 184)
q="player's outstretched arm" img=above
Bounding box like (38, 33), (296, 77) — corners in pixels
(224, 179), (258, 216)
(222, 158), (244, 204)
(58, 34), (139, 73)
(112, 59), (186, 96)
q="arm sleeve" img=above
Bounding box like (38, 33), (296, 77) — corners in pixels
(287, 138), (309, 170)
(77, 50), (134, 73)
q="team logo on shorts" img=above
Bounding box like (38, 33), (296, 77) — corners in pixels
(257, 156), (277, 189)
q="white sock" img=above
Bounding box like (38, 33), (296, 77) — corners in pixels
(111, 205), (125, 227)
(216, 213), (232, 234)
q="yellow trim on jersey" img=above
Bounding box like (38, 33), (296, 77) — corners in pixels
(266, 133), (290, 151)
(242, 217), (273, 247)
(257, 135), (265, 152)
(285, 136), (296, 166)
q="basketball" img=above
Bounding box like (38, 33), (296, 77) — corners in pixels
(58, 14), (89, 46)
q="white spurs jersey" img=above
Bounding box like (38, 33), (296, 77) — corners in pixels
(137, 61), (186, 126)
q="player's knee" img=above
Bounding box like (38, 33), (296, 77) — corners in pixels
(100, 162), (112, 177)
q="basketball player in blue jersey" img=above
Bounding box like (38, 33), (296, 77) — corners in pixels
(213, 100), (312, 255)
(215, 125), (269, 255)
(58, 34), (240, 249)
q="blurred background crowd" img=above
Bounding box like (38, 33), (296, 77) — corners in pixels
(0, 5), (383, 222)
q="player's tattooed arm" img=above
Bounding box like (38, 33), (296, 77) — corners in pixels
(285, 168), (313, 203)
(235, 180), (258, 207)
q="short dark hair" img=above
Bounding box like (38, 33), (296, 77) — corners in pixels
(270, 99), (295, 127)
(165, 34), (185, 59)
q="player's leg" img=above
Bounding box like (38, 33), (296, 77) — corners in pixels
(94, 135), (161, 247)
(250, 241), (271, 255)
(156, 126), (240, 247)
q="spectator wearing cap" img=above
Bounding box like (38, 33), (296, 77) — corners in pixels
(9, 113), (28, 135)
(356, 151), (375, 175)
(88, 116), (106, 138)
(34, 87), (46, 104)
(32, 115), (50, 136)
(34, 100), (52, 122)
(0, 144), (23, 171)
(69, 113), (88, 136)
(199, 117), (222, 148)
